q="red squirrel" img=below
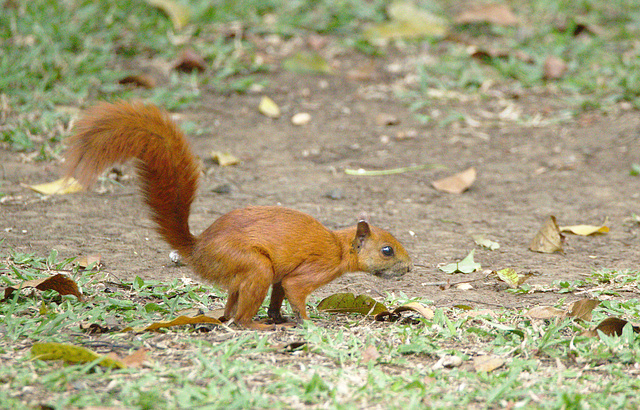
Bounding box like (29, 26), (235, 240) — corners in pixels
(64, 101), (412, 330)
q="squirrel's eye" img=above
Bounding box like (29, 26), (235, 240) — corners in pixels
(381, 246), (394, 257)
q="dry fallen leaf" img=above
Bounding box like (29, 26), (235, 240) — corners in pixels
(3, 273), (83, 301)
(121, 348), (149, 368)
(560, 224), (609, 236)
(119, 74), (156, 89)
(495, 268), (529, 288)
(146, 0), (190, 31)
(473, 355), (505, 372)
(525, 306), (567, 320)
(529, 216), (563, 253)
(361, 345), (381, 364)
(567, 299), (600, 321)
(174, 49), (207, 73)
(432, 167), (476, 194)
(469, 46), (534, 64)
(393, 302), (435, 319)
(258, 96), (281, 118)
(140, 315), (222, 332)
(26, 177), (84, 195)
(455, 4), (519, 26)
(76, 254), (101, 269)
(375, 113), (400, 126)
(473, 235), (500, 250)
(291, 112), (311, 126)
(211, 151), (240, 166)
(543, 56), (567, 80)
(582, 317), (640, 338)
(282, 52), (334, 75)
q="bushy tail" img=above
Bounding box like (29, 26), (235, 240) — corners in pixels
(65, 101), (200, 256)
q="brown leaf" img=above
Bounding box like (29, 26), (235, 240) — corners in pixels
(469, 46), (534, 64)
(543, 56), (567, 80)
(76, 254), (101, 269)
(455, 4), (519, 26)
(136, 315), (222, 332)
(375, 113), (400, 126)
(525, 306), (566, 320)
(121, 348), (149, 368)
(431, 167), (476, 194)
(361, 345), (380, 364)
(119, 74), (156, 89)
(393, 302), (435, 319)
(174, 49), (206, 73)
(529, 216), (563, 253)
(473, 355), (504, 372)
(567, 299), (600, 321)
(3, 274), (83, 301)
(582, 317), (640, 338)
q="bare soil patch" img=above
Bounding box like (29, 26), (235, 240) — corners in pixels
(2, 52), (639, 314)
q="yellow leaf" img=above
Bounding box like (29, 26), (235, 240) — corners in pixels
(363, 1), (449, 42)
(211, 151), (240, 166)
(26, 177), (83, 195)
(282, 52), (334, 75)
(529, 216), (563, 253)
(473, 355), (504, 372)
(560, 224), (609, 236)
(146, 0), (190, 31)
(31, 342), (125, 368)
(258, 96), (281, 118)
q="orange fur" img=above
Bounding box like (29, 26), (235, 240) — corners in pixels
(65, 100), (412, 330)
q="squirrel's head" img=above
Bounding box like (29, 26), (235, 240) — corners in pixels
(351, 215), (412, 279)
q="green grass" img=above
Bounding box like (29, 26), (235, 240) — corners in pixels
(413, 0), (640, 123)
(0, 0), (388, 155)
(1, 251), (640, 409)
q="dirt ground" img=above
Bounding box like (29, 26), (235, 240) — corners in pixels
(2, 51), (639, 313)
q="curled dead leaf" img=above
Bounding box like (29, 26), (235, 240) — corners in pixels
(473, 355), (504, 372)
(525, 306), (566, 320)
(455, 4), (519, 26)
(211, 151), (240, 166)
(174, 49), (207, 73)
(392, 302), (435, 319)
(560, 224), (609, 236)
(26, 177), (84, 195)
(567, 299), (600, 321)
(119, 74), (156, 89)
(582, 317), (640, 338)
(543, 56), (567, 80)
(132, 315), (222, 332)
(431, 167), (476, 194)
(361, 345), (380, 364)
(3, 273), (83, 301)
(529, 216), (563, 254)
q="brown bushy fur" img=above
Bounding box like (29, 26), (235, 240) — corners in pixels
(65, 100), (412, 330)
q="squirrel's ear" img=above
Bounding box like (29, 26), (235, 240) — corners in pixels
(358, 212), (370, 224)
(352, 219), (371, 252)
